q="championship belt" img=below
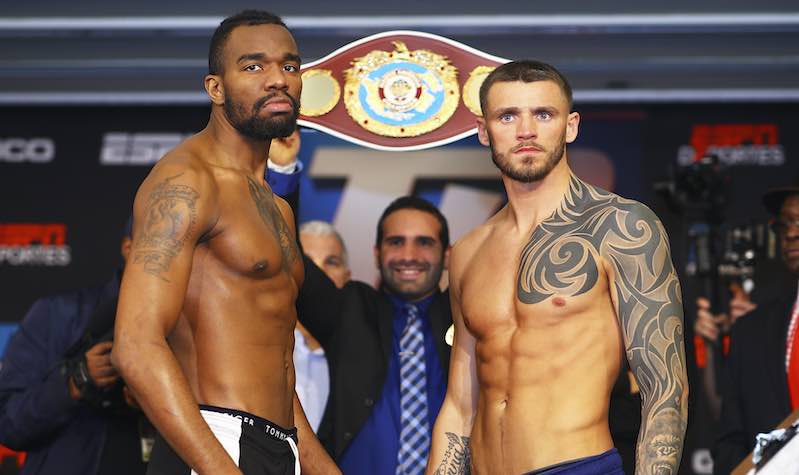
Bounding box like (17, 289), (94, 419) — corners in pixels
(298, 31), (508, 151)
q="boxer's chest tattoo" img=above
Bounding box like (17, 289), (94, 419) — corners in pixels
(246, 177), (299, 271)
(517, 175), (664, 304)
(517, 175), (687, 474)
(133, 173), (199, 281)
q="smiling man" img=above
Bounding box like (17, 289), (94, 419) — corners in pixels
(294, 196), (453, 475)
(112, 10), (338, 475)
(427, 60), (688, 475)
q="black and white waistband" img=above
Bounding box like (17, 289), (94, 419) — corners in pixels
(199, 404), (297, 443)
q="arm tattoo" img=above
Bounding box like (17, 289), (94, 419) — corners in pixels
(133, 173), (199, 281)
(434, 432), (471, 475)
(517, 175), (688, 474)
(246, 177), (299, 271)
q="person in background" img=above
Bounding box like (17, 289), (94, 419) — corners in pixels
(0, 218), (153, 475)
(713, 184), (799, 474)
(265, 129), (453, 474)
(299, 197), (453, 475)
(296, 220), (351, 432)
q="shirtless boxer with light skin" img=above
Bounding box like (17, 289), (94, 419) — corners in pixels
(427, 60), (688, 475)
(112, 10), (339, 475)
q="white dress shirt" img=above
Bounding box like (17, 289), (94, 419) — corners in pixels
(293, 329), (329, 433)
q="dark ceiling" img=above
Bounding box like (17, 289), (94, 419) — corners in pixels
(2, 1), (798, 104)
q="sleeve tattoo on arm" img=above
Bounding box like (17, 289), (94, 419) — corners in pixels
(133, 173), (199, 281)
(434, 432), (471, 475)
(516, 175), (688, 474)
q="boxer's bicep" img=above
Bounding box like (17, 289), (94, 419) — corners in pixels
(117, 164), (215, 341)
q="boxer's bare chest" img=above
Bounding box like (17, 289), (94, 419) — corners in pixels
(206, 175), (302, 283)
(461, 175), (658, 337)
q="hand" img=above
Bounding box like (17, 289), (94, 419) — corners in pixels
(694, 297), (729, 342)
(85, 341), (119, 388)
(269, 130), (301, 167)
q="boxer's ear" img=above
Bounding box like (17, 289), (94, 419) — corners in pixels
(205, 74), (225, 105)
(565, 111), (580, 144)
(477, 117), (490, 147)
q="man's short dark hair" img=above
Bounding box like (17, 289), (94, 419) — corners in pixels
(479, 60), (573, 115)
(376, 196), (450, 249)
(208, 10), (288, 75)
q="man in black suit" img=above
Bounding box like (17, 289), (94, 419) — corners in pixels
(265, 130), (452, 474)
(713, 184), (799, 474)
(294, 196), (452, 475)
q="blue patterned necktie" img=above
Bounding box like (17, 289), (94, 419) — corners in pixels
(397, 303), (430, 475)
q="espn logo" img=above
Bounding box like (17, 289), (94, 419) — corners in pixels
(100, 132), (190, 165)
(0, 223), (71, 266)
(0, 138), (55, 163)
(691, 123), (778, 155)
(677, 123), (784, 167)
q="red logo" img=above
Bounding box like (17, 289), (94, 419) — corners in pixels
(0, 223), (67, 246)
(689, 123), (779, 161)
(0, 223), (71, 266)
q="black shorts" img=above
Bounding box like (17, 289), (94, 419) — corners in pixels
(146, 405), (299, 475)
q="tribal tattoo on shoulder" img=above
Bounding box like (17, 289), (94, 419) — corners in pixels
(133, 173), (199, 281)
(434, 433), (471, 475)
(246, 176), (299, 271)
(518, 175), (688, 474)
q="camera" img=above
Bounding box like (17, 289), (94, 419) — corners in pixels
(63, 296), (128, 413)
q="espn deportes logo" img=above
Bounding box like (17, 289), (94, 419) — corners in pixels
(100, 132), (190, 165)
(0, 223), (71, 266)
(0, 138), (55, 163)
(677, 123), (784, 167)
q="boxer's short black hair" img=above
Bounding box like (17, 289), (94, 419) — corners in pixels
(208, 10), (288, 75)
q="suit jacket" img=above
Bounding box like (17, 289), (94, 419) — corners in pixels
(297, 259), (452, 459)
(713, 279), (798, 475)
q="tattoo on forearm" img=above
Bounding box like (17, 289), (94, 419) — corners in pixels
(246, 177), (299, 271)
(133, 173), (199, 281)
(517, 175), (688, 474)
(434, 432), (471, 475)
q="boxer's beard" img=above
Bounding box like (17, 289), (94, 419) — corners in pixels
(489, 132), (566, 183)
(225, 92), (300, 140)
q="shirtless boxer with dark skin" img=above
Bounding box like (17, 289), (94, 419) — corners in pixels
(427, 61), (688, 475)
(112, 11), (339, 475)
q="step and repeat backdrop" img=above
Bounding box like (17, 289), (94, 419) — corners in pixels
(1, 102), (797, 474)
